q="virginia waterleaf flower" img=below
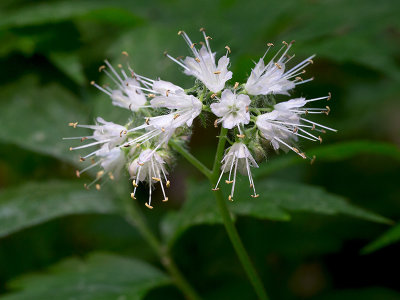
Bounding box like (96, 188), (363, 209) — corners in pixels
(66, 29), (336, 207)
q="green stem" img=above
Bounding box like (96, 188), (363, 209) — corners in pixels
(212, 127), (269, 300)
(169, 139), (213, 180)
(123, 198), (201, 300)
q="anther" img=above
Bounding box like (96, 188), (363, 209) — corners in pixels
(327, 92), (332, 101)
(79, 157), (85, 162)
(282, 40), (289, 46)
(163, 51), (168, 57)
(177, 30), (183, 35)
(250, 184), (253, 188)
(166, 180), (170, 188)
(132, 180), (138, 187)
(80, 137), (87, 142)
(214, 119), (219, 128)
(69, 147), (73, 151)
(237, 134), (245, 138)
(321, 129), (326, 134)
(95, 184), (101, 190)
(122, 51), (129, 57)
(68, 122), (78, 128)
(310, 155), (316, 165)
(267, 42), (274, 47)
(325, 106), (330, 115)
(295, 76), (303, 81)
(206, 36), (212, 40)
(246, 106), (249, 112)
(234, 82), (239, 89)
(290, 40), (296, 44)
(162, 197), (169, 202)
(145, 203), (154, 209)
(308, 59), (314, 64)
(148, 94), (156, 98)
(274, 63), (282, 69)
(195, 58), (200, 63)
(124, 144), (130, 147)
(225, 46), (231, 53)
(228, 195), (233, 201)
(128, 104), (132, 110)
(130, 193), (136, 200)
(117, 64), (122, 68)
(212, 188), (219, 191)
(96, 170), (104, 179)
(98, 65), (106, 72)
(161, 127), (165, 132)
(190, 43), (197, 49)
(211, 93), (217, 99)
(305, 109), (309, 115)
(84, 183), (89, 190)
(199, 27), (205, 32)
(173, 113), (180, 120)
(293, 127), (298, 133)
(300, 153), (307, 159)
(145, 118), (150, 125)
(213, 71), (221, 74)
(166, 90), (170, 96)
(90, 81), (95, 85)
(75, 170), (80, 178)
(152, 177), (161, 182)
(225, 180), (233, 184)
(292, 147), (300, 153)
(251, 194), (260, 198)
(318, 136), (323, 143)
(311, 124), (316, 130)
(108, 172), (115, 180)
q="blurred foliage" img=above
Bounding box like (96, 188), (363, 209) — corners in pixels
(0, 0), (399, 299)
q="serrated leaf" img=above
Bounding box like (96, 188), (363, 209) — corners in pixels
(362, 222), (400, 254)
(0, 76), (89, 164)
(0, 180), (122, 238)
(0, 252), (170, 300)
(254, 140), (400, 178)
(161, 178), (388, 246)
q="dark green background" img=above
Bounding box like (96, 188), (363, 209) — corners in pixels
(0, 0), (399, 299)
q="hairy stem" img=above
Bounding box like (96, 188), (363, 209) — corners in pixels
(123, 198), (201, 300)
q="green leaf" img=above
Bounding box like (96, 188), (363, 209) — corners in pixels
(161, 178), (389, 246)
(254, 140), (400, 178)
(0, 76), (88, 164)
(362, 222), (400, 254)
(0, 180), (122, 238)
(0, 252), (170, 300)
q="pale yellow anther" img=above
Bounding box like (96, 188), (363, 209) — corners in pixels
(95, 184), (101, 190)
(145, 203), (154, 209)
(190, 43), (197, 49)
(311, 124), (316, 131)
(178, 30), (183, 35)
(96, 170), (104, 179)
(321, 129), (326, 134)
(292, 147), (300, 153)
(79, 157), (85, 162)
(251, 194), (260, 198)
(245, 106), (249, 113)
(237, 134), (245, 138)
(166, 89), (170, 96)
(282, 40), (289, 46)
(212, 188), (220, 191)
(234, 82), (239, 89)
(310, 155), (316, 165)
(130, 193), (136, 200)
(300, 153), (307, 159)
(293, 127), (298, 133)
(136, 143), (141, 148)
(161, 127), (165, 132)
(214, 119), (219, 128)
(206, 36), (212, 40)
(138, 162), (144, 166)
(75, 170), (80, 178)
(80, 137), (87, 142)
(145, 118), (150, 125)
(327, 92), (332, 101)
(132, 180), (138, 187)
(295, 76), (303, 81)
(68, 122), (78, 128)
(211, 93), (217, 99)
(225, 45), (231, 53)
(162, 197), (169, 202)
(90, 81), (95, 85)
(117, 64), (122, 68)
(108, 172), (115, 180)
(267, 42), (274, 47)
(98, 65), (106, 72)
(325, 106), (331, 115)
(122, 51), (129, 57)
(274, 62), (282, 69)
(308, 59), (314, 64)
(166, 180), (170, 188)
(250, 184), (253, 188)
(173, 113), (180, 120)
(318, 136), (323, 143)
(148, 94), (156, 98)
(84, 183), (89, 190)
(195, 57), (200, 63)
(199, 27), (205, 32)
(305, 109), (309, 115)
(69, 147), (73, 151)
(152, 177), (161, 182)
(225, 180), (233, 184)
(228, 195), (233, 201)
(213, 71), (221, 74)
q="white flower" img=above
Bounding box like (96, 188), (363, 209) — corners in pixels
(67, 117), (127, 160)
(128, 149), (169, 209)
(91, 60), (147, 111)
(245, 42), (315, 96)
(211, 89), (251, 129)
(122, 80), (202, 150)
(256, 96), (336, 158)
(213, 143), (259, 200)
(166, 30), (232, 93)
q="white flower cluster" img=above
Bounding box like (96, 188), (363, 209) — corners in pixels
(67, 29), (335, 208)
